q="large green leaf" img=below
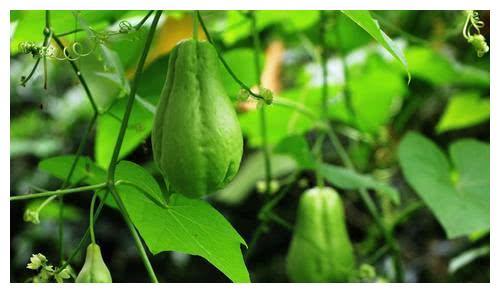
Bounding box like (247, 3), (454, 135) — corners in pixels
(95, 95), (155, 169)
(436, 92), (490, 133)
(398, 132), (489, 238)
(115, 161), (250, 283)
(341, 10), (409, 77)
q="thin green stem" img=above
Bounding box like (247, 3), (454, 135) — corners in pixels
(389, 201), (425, 232)
(58, 113), (98, 262)
(52, 35), (99, 113)
(267, 212), (293, 231)
(55, 28), (84, 38)
(107, 11), (161, 181)
(325, 127), (404, 282)
(334, 12), (355, 117)
(55, 190), (110, 274)
(135, 10), (155, 31)
(245, 172), (298, 261)
(250, 11), (272, 200)
(36, 195), (58, 214)
(312, 134), (325, 187)
(109, 186), (158, 282)
(61, 114), (98, 188)
(319, 11), (328, 121)
(20, 11), (53, 87)
(105, 10), (162, 283)
(244, 224), (266, 262)
(366, 244), (390, 264)
(273, 96), (320, 122)
(89, 192), (98, 244)
(10, 183), (107, 201)
(312, 11), (330, 188)
(196, 11), (265, 101)
(54, 10), (153, 39)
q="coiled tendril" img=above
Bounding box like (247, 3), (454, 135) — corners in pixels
(463, 10), (489, 57)
(18, 20), (138, 62)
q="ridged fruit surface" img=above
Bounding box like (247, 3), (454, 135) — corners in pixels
(152, 39), (243, 198)
(75, 244), (112, 283)
(286, 187), (355, 282)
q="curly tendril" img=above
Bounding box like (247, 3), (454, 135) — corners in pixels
(18, 20), (139, 62)
(462, 10), (489, 57)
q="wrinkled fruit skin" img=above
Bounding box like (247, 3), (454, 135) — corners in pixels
(75, 244), (112, 283)
(152, 39), (243, 198)
(286, 187), (355, 282)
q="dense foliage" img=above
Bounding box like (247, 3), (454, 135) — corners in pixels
(10, 10), (489, 283)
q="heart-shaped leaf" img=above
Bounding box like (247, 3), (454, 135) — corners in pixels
(115, 161), (250, 283)
(398, 132), (489, 238)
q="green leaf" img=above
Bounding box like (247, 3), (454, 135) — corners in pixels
(318, 163), (400, 204)
(214, 152), (297, 205)
(436, 92), (489, 133)
(38, 155), (115, 207)
(341, 10), (409, 78)
(398, 132), (489, 238)
(78, 43), (130, 110)
(326, 12), (372, 52)
(114, 161), (250, 283)
(347, 56), (407, 133)
(405, 47), (489, 87)
(95, 95), (154, 169)
(39, 155), (106, 185)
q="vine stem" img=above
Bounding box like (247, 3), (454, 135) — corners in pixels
(249, 11), (272, 200)
(245, 172), (299, 261)
(196, 11), (266, 101)
(311, 11), (330, 188)
(10, 183), (107, 201)
(20, 12), (52, 87)
(89, 192), (98, 244)
(105, 10), (163, 283)
(52, 35), (99, 113)
(55, 191), (110, 274)
(325, 127), (404, 282)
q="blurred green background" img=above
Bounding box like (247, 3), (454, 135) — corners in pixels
(10, 10), (489, 282)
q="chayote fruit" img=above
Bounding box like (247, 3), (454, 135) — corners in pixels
(75, 243), (112, 283)
(152, 39), (243, 198)
(286, 187), (355, 282)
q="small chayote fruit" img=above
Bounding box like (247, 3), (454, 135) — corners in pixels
(75, 244), (112, 283)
